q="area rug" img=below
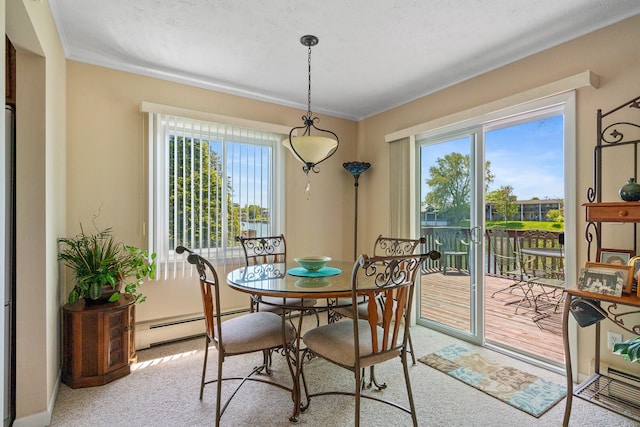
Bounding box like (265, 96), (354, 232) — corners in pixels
(418, 344), (566, 417)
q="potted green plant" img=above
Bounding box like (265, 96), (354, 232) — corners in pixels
(58, 225), (156, 304)
(614, 337), (640, 363)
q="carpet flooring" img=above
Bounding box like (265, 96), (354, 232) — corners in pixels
(48, 323), (639, 426)
(419, 344), (566, 417)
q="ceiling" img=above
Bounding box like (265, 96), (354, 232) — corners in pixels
(49, 1), (640, 121)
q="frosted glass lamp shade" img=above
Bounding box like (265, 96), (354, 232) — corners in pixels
(282, 135), (338, 165)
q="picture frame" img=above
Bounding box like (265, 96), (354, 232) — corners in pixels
(581, 262), (634, 296)
(596, 248), (635, 265)
(629, 255), (640, 296)
(577, 268), (620, 296)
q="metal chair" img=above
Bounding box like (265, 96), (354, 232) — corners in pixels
(301, 253), (435, 427)
(515, 229), (565, 317)
(373, 235), (425, 258)
(333, 235), (425, 389)
(236, 234), (319, 325)
(486, 226), (527, 301)
(176, 246), (295, 426)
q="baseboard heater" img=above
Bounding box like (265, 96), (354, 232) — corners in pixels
(580, 363), (640, 415)
(591, 360), (640, 385)
(606, 367), (640, 388)
(135, 308), (249, 350)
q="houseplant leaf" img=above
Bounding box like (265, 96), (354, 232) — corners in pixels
(613, 337), (640, 363)
(58, 225), (156, 304)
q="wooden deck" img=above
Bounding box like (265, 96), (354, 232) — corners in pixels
(419, 270), (564, 364)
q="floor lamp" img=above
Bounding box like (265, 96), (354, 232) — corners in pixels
(343, 161), (371, 260)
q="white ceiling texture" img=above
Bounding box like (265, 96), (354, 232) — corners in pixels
(49, 0), (640, 121)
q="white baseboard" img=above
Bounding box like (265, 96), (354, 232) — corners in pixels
(135, 308), (249, 350)
(136, 313), (206, 350)
(12, 371), (59, 427)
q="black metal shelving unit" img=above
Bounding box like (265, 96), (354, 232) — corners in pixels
(564, 95), (640, 425)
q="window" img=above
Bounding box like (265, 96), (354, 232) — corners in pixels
(148, 110), (286, 275)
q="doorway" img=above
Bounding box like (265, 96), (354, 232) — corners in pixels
(416, 94), (573, 368)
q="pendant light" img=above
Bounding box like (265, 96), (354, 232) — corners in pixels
(283, 35), (339, 180)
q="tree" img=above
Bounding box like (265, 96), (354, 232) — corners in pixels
(243, 204), (264, 221)
(546, 208), (564, 222)
(487, 185), (518, 223)
(425, 153), (494, 223)
(169, 136), (241, 249)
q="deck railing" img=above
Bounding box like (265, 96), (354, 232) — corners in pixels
(419, 226), (564, 277)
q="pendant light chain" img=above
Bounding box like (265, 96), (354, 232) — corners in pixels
(307, 43), (313, 119)
(305, 43), (314, 197)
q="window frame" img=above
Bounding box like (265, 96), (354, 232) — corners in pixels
(146, 107), (286, 275)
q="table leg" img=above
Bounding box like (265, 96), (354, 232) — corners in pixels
(511, 280), (536, 313)
(284, 311), (308, 422)
(562, 294), (572, 426)
(326, 297), (342, 324)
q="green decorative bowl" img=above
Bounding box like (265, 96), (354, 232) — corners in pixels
(295, 256), (331, 272)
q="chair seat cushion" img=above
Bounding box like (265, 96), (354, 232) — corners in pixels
(302, 319), (401, 368)
(220, 311), (294, 354)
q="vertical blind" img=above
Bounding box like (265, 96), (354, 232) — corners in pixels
(149, 113), (284, 277)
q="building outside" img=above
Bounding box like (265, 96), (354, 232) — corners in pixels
(486, 199), (563, 222)
(421, 199), (564, 225)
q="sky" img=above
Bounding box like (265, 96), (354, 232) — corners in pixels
(420, 115), (564, 202)
(224, 114), (565, 209)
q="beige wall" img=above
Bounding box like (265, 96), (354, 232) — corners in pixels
(359, 14), (640, 377)
(65, 62), (358, 325)
(7, 0), (67, 425)
(8, 2), (640, 423)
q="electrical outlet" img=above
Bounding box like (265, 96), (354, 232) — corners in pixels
(608, 332), (622, 350)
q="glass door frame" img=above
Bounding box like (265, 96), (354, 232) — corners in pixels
(411, 91), (577, 370)
(414, 127), (485, 346)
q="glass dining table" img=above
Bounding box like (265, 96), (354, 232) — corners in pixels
(226, 259), (360, 422)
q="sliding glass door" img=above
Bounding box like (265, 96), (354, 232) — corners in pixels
(415, 93), (573, 367)
(417, 130), (483, 342)
(482, 113), (566, 364)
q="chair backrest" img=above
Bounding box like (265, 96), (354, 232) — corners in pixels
(372, 235), (425, 256)
(350, 252), (435, 359)
(175, 246), (222, 345)
(516, 229), (564, 278)
(486, 226), (518, 277)
(236, 234), (286, 266)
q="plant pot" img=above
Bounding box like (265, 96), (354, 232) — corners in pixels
(84, 282), (122, 305)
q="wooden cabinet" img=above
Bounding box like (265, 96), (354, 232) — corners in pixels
(62, 294), (136, 388)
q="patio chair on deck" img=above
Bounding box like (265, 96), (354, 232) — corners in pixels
(515, 229), (565, 318)
(486, 226), (527, 301)
(434, 228), (470, 275)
